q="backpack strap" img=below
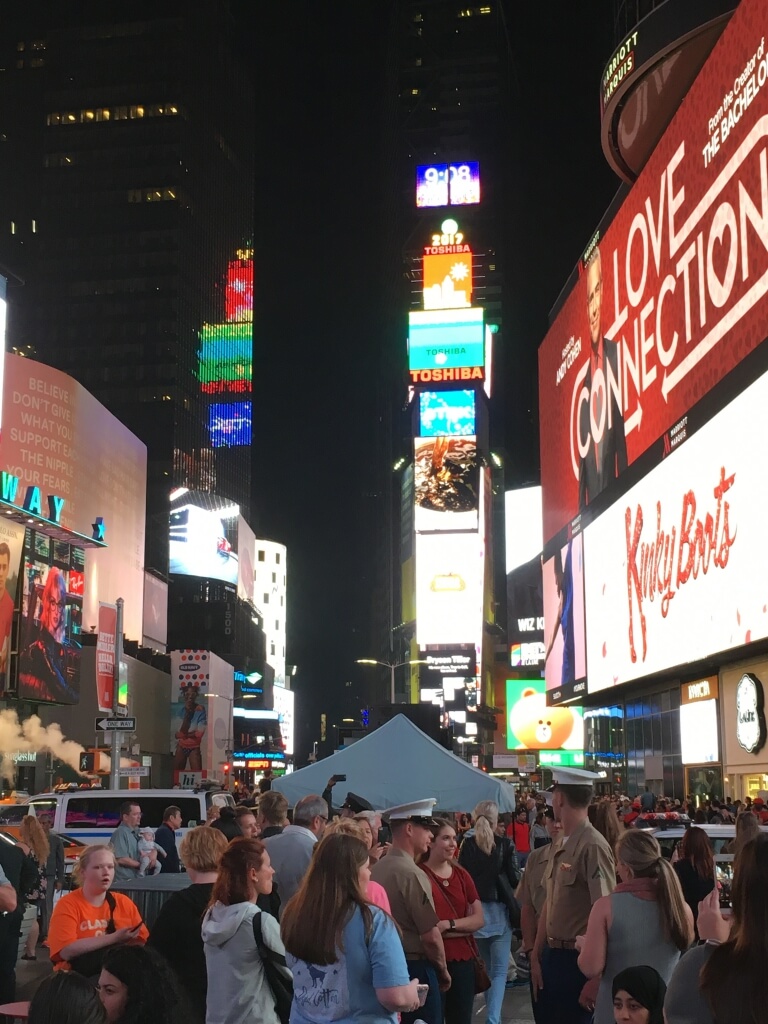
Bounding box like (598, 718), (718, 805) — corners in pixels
(252, 910), (288, 967)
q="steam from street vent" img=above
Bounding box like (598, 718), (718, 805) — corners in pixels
(0, 709), (85, 782)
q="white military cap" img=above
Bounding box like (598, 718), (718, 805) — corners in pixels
(384, 798), (438, 824)
(549, 767), (605, 786)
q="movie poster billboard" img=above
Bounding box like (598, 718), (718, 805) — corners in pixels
(542, 532), (586, 704)
(584, 364), (768, 695)
(0, 520), (23, 693)
(17, 530), (83, 704)
(539, 0), (768, 546)
(414, 436), (479, 532)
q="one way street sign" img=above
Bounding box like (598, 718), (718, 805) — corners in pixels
(95, 717), (136, 731)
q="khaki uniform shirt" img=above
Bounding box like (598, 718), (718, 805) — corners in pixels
(516, 840), (556, 929)
(543, 818), (615, 941)
(371, 847), (439, 957)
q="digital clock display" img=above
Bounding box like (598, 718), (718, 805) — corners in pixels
(416, 162), (481, 208)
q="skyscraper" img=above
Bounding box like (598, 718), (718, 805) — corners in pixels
(0, 3), (254, 572)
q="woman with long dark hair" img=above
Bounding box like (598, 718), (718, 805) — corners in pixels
(576, 830), (692, 1024)
(420, 818), (484, 1024)
(201, 837), (289, 1024)
(665, 834), (768, 1024)
(281, 832), (420, 1024)
(672, 826), (714, 936)
(457, 801), (519, 1024)
(29, 971), (106, 1024)
(98, 944), (188, 1024)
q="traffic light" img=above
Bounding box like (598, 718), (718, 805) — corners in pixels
(79, 752), (95, 773)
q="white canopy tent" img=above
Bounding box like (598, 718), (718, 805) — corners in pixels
(272, 714), (515, 813)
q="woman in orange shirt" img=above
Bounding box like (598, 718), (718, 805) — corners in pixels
(48, 845), (148, 976)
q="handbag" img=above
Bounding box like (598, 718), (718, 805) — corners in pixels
(253, 911), (293, 1024)
(428, 864), (491, 995)
(68, 892), (117, 979)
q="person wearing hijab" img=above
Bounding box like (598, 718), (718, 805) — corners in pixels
(611, 966), (666, 1024)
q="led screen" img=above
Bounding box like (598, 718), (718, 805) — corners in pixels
(408, 308), (484, 373)
(0, 520), (24, 693)
(198, 324), (252, 384)
(273, 686), (295, 756)
(169, 494), (239, 585)
(17, 529), (83, 705)
(423, 252), (472, 309)
(415, 532), (484, 648)
(538, 0), (768, 547)
(505, 679), (584, 751)
(680, 700), (719, 764)
(507, 556), (544, 668)
(209, 401), (252, 448)
(543, 532), (586, 703)
(449, 162), (480, 205)
(416, 163), (480, 208)
(419, 390), (476, 437)
(414, 436), (478, 532)
(225, 259), (253, 323)
(584, 365), (768, 695)
(505, 486), (542, 575)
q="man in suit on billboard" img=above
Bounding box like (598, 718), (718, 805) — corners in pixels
(578, 247), (627, 508)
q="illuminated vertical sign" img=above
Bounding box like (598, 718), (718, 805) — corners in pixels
(416, 164), (481, 208)
(198, 249), (254, 449)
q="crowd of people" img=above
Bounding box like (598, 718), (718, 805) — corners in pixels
(0, 770), (765, 1024)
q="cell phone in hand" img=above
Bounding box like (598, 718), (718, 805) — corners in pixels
(331, 774), (347, 783)
(417, 984), (429, 1007)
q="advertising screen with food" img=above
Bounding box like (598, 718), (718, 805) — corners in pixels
(413, 436), (479, 532)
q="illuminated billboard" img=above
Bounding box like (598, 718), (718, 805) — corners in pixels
(18, 529), (84, 705)
(423, 252), (473, 309)
(505, 679), (584, 753)
(507, 556), (545, 669)
(415, 532), (484, 647)
(416, 163), (481, 208)
(225, 257), (254, 323)
(273, 685), (295, 756)
(584, 364), (768, 696)
(505, 486), (542, 575)
(419, 390), (476, 437)
(169, 492), (239, 585)
(1, 355), (148, 643)
(198, 324), (252, 385)
(414, 436), (478, 532)
(408, 308), (484, 375)
(538, 0), (768, 546)
(543, 531), (586, 704)
(209, 402), (252, 448)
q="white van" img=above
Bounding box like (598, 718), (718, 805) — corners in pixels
(23, 788), (234, 847)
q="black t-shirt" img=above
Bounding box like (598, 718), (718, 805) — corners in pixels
(673, 858), (715, 932)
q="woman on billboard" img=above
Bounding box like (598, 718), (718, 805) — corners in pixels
(18, 567), (79, 703)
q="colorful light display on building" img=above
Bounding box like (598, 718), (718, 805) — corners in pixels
(198, 249), (253, 448)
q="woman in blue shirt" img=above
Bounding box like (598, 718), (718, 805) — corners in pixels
(281, 833), (420, 1024)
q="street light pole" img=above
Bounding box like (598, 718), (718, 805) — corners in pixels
(356, 658), (428, 705)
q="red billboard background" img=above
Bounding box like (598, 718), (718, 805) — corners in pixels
(539, 0), (768, 544)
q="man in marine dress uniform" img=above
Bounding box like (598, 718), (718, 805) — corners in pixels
(530, 767), (615, 1024)
(371, 798), (451, 1024)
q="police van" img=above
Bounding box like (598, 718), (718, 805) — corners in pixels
(21, 787), (234, 847)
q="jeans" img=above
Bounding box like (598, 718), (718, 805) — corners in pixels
(443, 959), (476, 1024)
(476, 921), (512, 1024)
(402, 959), (442, 1024)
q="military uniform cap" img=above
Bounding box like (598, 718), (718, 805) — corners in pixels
(383, 798), (437, 825)
(549, 767), (605, 787)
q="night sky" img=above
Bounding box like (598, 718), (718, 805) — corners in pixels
(244, 2), (622, 757)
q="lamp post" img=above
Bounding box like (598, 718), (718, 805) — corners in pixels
(204, 692), (234, 791)
(356, 658), (428, 705)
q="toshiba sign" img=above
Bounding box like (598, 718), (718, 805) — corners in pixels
(539, 0), (768, 546)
